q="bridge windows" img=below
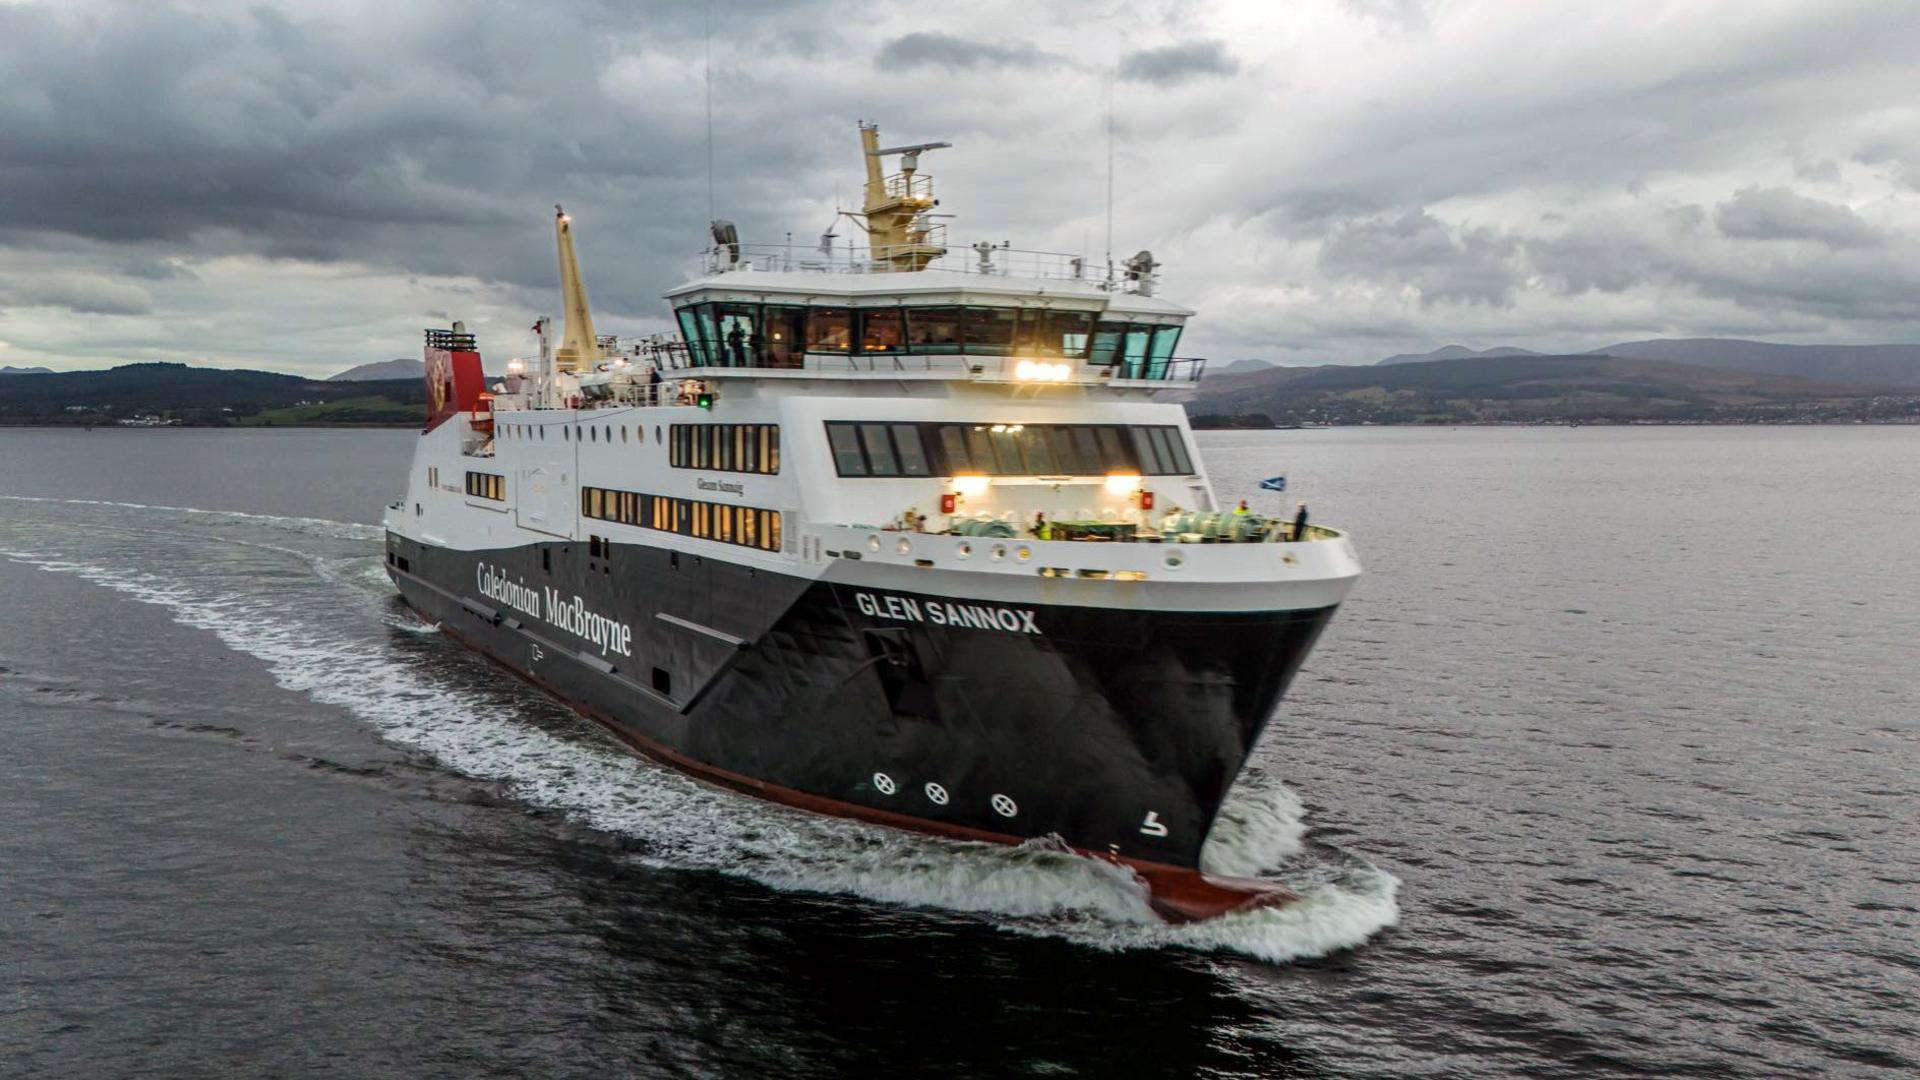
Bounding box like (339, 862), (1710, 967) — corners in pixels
(669, 423), (780, 474)
(906, 307), (964, 353)
(676, 300), (1148, 365)
(806, 307), (852, 353)
(826, 421), (1195, 477)
(860, 309), (905, 353)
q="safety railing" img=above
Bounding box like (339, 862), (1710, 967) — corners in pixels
(701, 241), (1161, 294)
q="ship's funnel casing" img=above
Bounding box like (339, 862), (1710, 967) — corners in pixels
(553, 206), (601, 372)
(422, 332), (486, 434)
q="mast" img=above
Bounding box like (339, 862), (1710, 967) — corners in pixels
(553, 204), (600, 373)
(856, 122), (951, 272)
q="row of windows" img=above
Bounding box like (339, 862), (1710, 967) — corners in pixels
(825, 422), (1196, 478)
(668, 423), (781, 474)
(582, 486), (784, 553)
(675, 301), (1183, 373)
(466, 471), (505, 500)
(502, 422), (662, 445)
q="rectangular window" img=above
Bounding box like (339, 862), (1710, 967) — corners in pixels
(935, 425), (973, 473)
(666, 424), (781, 474)
(1121, 326), (1152, 378)
(858, 423), (897, 475)
(466, 471), (504, 501)
(858, 309), (905, 353)
(1089, 321), (1125, 366)
(1013, 425), (1057, 474)
(1153, 426), (1194, 474)
(691, 304), (721, 367)
(827, 422), (868, 476)
(906, 306), (965, 354)
(763, 305), (806, 367)
(589, 486), (780, 550)
(1045, 310), (1096, 359)
(1147, 325), (1182, 379)
(890, 424), (931, 476)
(965, 307), (1018, 356)
(1129, 427), (1166, 474)
(807, 307), (852, 353)
(676, 308), (708, 366)
(823, 422), (1193, 476)
(714, 303), (759, 367)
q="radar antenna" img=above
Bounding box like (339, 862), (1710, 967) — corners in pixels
(856, 121), (952, 271)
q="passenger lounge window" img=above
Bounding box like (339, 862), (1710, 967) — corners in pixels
(582, 485), (783, 553)
(825, 421), (1196, 477)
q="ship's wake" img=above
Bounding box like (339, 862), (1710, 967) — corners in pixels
(0, 503), (1397, 964)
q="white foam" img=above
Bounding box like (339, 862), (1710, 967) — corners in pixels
(1, 532), (1399, 963)
(1200, 779), (1308, 877)
(0, 494), (383, 542)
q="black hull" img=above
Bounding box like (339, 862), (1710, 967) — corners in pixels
(385, 533), (1335, 913)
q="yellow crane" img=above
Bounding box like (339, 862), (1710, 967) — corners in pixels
(552, 204), (600, 373)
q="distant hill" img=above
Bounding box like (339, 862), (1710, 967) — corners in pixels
(1376, 345), (1539, 366)
(330, 357), (422, 381)
(1182, 352), (1919, 426)
(0, 365), (53, 375)
(1592, 339), (1920, 388)
(1220, 359), (1276, 375)
(0, 362), (425, 426)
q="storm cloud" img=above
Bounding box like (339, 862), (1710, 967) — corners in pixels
(1, 0), (1917, 374)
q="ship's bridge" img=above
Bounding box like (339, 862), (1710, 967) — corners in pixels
(658, 257), (1202, 388)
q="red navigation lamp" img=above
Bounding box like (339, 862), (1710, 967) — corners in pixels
(939, 492), (957, 515)
(1140, 489), (1155, 511)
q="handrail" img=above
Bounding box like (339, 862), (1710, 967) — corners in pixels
(701, 240), (1161, 295)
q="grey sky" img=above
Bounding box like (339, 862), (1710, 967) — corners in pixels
(2, 0), (1917, 375)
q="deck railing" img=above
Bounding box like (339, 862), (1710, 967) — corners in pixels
(702, 241), (1160, 295)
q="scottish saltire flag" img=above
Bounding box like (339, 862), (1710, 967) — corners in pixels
(1260, 475), (1288, 492)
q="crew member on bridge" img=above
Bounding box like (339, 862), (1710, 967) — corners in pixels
(1031, 511), (1052, 541)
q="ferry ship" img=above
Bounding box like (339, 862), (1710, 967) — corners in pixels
(383, 124), (1362, 921)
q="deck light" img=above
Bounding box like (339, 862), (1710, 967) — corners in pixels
(1104, 472), (1141, 495)
(1014, 360), (1072, 382)
(696, 390), (714, 410)
(952, 473), (990, 496)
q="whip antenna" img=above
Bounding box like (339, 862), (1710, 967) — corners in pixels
(704, 0), (715, 225)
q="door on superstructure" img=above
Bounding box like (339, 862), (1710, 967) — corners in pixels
(516, 462), (573, 537)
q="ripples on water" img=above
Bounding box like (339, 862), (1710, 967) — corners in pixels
(2, 426), (1915, 1077)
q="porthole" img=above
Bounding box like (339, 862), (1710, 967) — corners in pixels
(990, 794), (1018, 818)
(873, 772), (897, 795)
(896, 537), (911, 556)
(621, 426), (628, 443)
(990, 543), (1006, 561)
(1015, 545), (1031, 562)
(956, 542), (972, 559)
(604, 426), (611, 443)
(924, 782), (949, 806)
(1163, 552), (1185, 569)
(654, 425), (662, 442)
(867, 535), (881, 552)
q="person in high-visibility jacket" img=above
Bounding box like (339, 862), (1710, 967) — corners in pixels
(1233, 498), (1251, 516)
(1031, 511), (1052, 540)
